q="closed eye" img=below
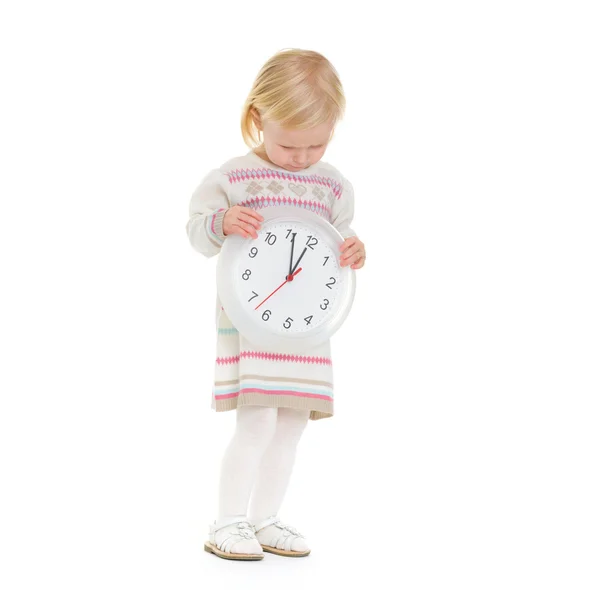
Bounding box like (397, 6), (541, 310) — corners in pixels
(280, 145), (324, 149)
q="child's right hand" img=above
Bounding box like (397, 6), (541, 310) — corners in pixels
(223, 206), (264, 239)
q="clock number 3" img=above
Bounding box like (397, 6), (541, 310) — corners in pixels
(320, 299), (330, 310)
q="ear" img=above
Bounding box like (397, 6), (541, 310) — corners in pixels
(250, 107), (263, 131)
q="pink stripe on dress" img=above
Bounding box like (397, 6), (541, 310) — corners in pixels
(239, 351), (332, 365)
(215, 388), (332, 401)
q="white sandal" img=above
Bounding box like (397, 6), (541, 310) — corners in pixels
(252, 515), (311, 557)
(204, 518), (264, 561)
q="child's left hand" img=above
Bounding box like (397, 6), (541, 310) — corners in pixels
(339, 236), (366, 269)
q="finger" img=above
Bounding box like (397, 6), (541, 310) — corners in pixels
(235, 222), (258, 239)
(340, 252), (358, 267)
(233, 218), (258, 232)
(241, 220), (260, 238)
(232, 223), (255, 239)
(239, 212), (262, 229)
(351, 251), (365, 268)
(340, 241), (362, 257)
(240, 207), (264, 222)
(343, 250), (364, 267)
(339, 237), (358, 252)
(341, 245), (360, 260)
(231, 226), (251, 239)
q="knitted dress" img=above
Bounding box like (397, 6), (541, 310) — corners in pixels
(185, 151), (356, 421)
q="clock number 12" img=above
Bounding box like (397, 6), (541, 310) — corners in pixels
(306, 236), (318, 250)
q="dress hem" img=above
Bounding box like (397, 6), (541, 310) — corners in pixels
(213, 393), (332, 421)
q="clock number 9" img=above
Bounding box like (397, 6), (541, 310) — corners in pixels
(242, 269), (252, 280)
(249, 247), (258, 258)
(320, 299), (330, 310)
(262, 310), (271, 321)
(283, 317), (294, 329)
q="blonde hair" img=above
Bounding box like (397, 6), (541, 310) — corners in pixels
(241, 49), (346, 148)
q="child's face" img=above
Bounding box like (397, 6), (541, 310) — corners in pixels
(259, 119), (334, 172)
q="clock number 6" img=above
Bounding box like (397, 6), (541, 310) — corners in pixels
(320, 299), (330, 310)
(262, 310), (271, 321)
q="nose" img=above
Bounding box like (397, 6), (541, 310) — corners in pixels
(293, 149), (309, 164)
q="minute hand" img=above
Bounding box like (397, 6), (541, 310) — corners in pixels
(290, 247), (307, 275)
(288, 233), (296, 278)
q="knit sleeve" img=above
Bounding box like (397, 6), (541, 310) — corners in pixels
(185, 169), (230, 258)
(330, 174), (357, 239)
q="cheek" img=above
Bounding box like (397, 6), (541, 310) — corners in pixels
(270, 147), (287, 163)
(311, 148), (326, 162)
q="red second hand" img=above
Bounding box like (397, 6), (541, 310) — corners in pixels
(254, 267), (302, 310)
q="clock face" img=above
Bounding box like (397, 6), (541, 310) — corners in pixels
(235, 220), (341, 335)
(217, 206), (355, 352)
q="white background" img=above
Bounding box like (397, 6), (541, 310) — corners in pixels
(1, 1), (599, 588)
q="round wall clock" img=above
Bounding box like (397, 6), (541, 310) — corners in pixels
(216, 206), (356, 352)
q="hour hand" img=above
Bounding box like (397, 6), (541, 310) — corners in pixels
(291, 247), (307, 276)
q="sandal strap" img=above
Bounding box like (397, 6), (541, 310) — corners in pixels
(252, 516), (305, 552)
(211, 520), (257, 553)
(214, 516), (251, 532)
(252, 515), (281, 534)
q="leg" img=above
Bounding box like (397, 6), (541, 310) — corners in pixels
(247, 407), (310, 524)
(217, 405), (278, 521)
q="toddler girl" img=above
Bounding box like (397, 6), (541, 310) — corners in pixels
(186, 48), (366, 561)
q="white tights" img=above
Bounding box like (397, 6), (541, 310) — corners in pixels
(217, 405), (310, 526)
